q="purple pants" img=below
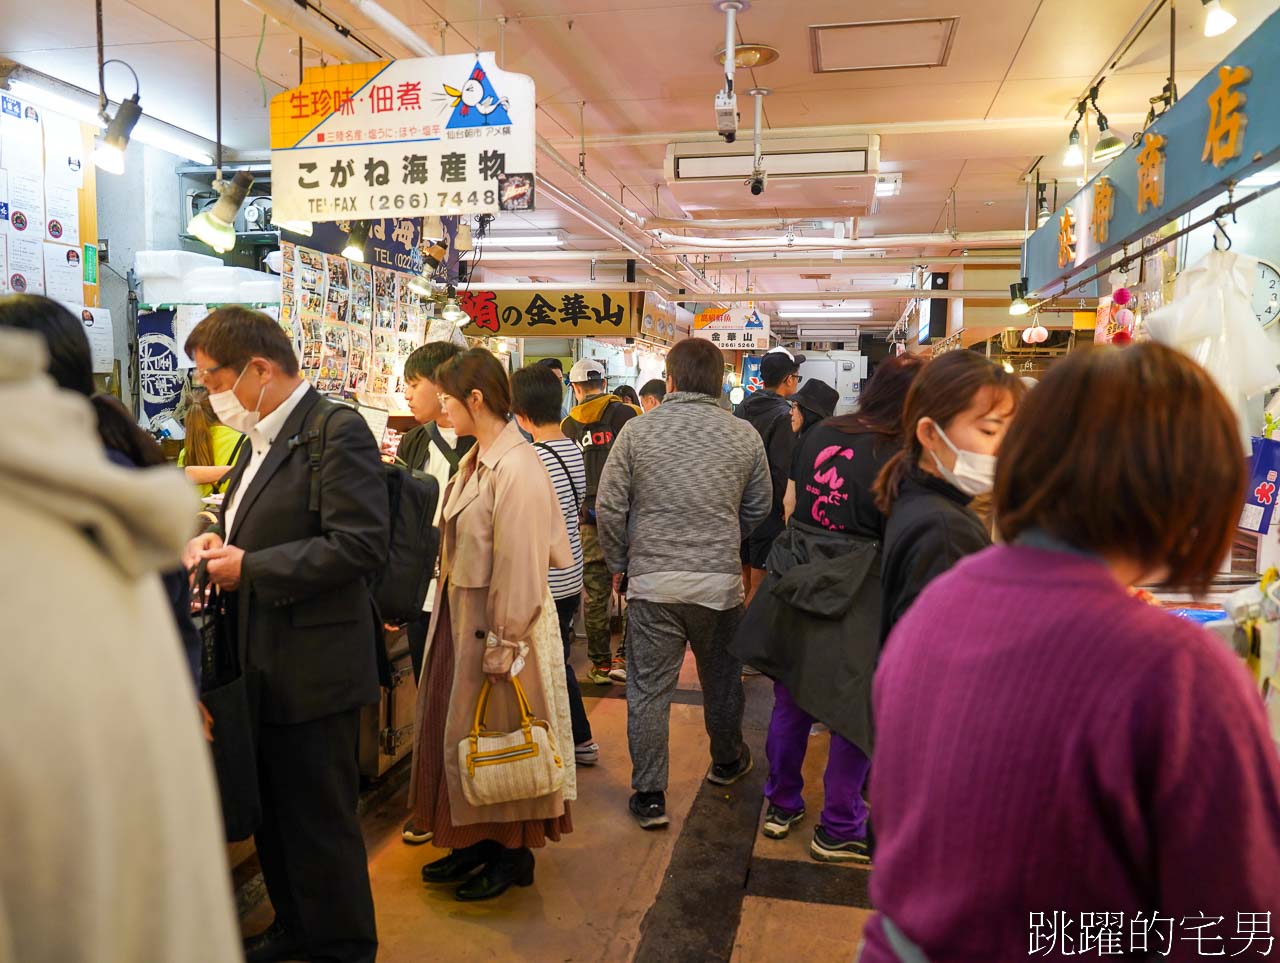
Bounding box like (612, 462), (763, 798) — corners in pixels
(764, 681), (871, 842)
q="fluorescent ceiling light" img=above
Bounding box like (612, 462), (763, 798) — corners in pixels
(6, 80), (105, 128)
(675, 149), (869, 180)
(476, 234), (566, 248)
(799, 328), (862, 337)
(779, 309), (872, 318)
(5, 78), (214, 165)
(1241, 171), (1280, 189)
(875, 174), (902, 197)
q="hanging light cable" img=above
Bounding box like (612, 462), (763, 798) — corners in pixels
(1063, 100), (1086, 167)
(92, 0), (142, 175)
(1089, 83), (1127, 164)
(188, 0), (253, 253)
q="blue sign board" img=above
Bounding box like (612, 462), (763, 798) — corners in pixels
(280, 215), (462, 278)
(1025, 8), (1280, 297)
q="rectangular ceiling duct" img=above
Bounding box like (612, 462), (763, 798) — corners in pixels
(666, 135), (879, 184)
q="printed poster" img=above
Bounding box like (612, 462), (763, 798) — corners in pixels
(0, 96), (43, 178)
(8, 234), (44, 293)
(345, 324), (371, 393)
(44, 241), (82, 304)
(8, 173), (44, 240)
(44, 184), (79, 247)
(373, 267), (397, 332)
(0, 169), (8, 233)
(78, 306), (114, 372)
(349, 261), (373, 330)
(316, 321), (349, 393)
(323, 254), (349, 325)
(42, 114), (84, 187)
(0, 236), (6, 293)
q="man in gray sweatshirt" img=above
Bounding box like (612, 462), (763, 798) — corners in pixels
(596, 337), (772, 829)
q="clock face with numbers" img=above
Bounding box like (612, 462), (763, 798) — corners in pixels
(1255, 259), (1280, 329)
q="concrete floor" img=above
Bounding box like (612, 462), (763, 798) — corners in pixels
(242, 641), (871, 962)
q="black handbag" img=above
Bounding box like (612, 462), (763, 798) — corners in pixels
(196, 564), (262, 842)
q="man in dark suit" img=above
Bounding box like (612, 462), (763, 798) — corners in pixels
(182, 307), (388, 963)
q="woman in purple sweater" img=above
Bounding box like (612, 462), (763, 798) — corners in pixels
(861, 343), (1280, 963)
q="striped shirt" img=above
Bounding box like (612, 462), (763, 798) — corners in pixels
(534, 438), (585, 599)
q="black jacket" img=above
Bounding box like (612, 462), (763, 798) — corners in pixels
(397, 422), (432, 471)
(736, 390), (796, 517)
(880, 468), (991, 642)
(218, 387), (390, 725)
(730, 522), (882, 754)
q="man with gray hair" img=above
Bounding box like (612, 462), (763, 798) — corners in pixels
(596, 338), (772, 830)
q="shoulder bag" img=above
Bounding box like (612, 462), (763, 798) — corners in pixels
(457, 677), (564, 807)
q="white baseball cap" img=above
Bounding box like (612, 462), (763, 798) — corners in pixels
(569, 358), (607, 383)
(765, 345), (807, 365)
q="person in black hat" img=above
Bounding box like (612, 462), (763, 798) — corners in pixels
(735, 348), (805, 605)
(790, 378), (840, 439)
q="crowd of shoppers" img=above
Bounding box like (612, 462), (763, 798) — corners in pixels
(7, 283), (1280, 962)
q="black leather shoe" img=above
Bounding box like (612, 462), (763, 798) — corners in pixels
(455, 848), (535, 901)
(243, 920), (309, 963)
(422, 841), (499, 884)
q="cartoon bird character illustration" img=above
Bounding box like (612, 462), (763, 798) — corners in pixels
(442, 67), (510, 123)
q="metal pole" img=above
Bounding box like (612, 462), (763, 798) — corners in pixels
(723, 3), (738, 92)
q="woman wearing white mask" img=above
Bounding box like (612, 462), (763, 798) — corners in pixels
(872, 351), (1024, 643)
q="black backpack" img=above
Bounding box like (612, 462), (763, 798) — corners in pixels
(566, 398), (636, 524)
(295, 399), (440, 625)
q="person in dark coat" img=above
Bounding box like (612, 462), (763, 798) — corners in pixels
(731, 354), (923, 865)
(788, 377), (840, 438)
(872, 351), (1025, 643)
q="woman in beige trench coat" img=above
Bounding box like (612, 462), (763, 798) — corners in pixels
(408, 348), (576, 902)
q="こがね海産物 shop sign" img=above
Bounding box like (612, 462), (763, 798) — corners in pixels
(694, 305), (770, 351)
(271, 54), (536, 223)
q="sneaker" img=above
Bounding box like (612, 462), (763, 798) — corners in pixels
(402, 817), (433, 845)
(575, 741), (599, 766)
(629, 791), (669, 830)
(761, 803), (806, 839)
(706, 746), (754, 786)
(810, 824), (871, 864)
(587, 664), (613, 685)
(608, 659), (627, 683)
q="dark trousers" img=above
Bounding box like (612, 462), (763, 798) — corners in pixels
(255, 708), (377, 963)
(554, 594), (593, 745)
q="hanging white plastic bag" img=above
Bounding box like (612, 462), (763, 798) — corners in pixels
(1145, 249), (1280, 454)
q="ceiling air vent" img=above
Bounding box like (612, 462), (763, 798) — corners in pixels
(799, 274), (832, 280)
(810, 18), (958, 74)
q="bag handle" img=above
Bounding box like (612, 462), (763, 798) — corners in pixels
(535, 442), (581, 514)
(210, 434), (248, 496)
(469, 677), (538, 741)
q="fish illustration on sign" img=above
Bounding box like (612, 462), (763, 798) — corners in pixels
(440, 62), (512, 127)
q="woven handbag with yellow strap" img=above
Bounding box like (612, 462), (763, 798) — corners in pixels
(457, 677), (565, 807)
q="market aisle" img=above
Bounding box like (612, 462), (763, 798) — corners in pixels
(241, 642), (872, 962)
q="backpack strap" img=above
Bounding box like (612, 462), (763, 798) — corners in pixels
(430, 423), (465, 476)
(288, 398), (345, 513)
(210, 434), (248, 495)
(535, 441), (581, 514)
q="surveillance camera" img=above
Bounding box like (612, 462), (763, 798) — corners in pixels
(715, 89), (738, 143)
(748, 171), (767, 196)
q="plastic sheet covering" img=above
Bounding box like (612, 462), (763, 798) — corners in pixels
(1145, 249), (1280, 455)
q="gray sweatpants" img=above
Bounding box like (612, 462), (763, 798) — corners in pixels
(626, 599), (746, 793)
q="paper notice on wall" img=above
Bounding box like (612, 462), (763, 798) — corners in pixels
(0, 236), (7, 294)
(0, 168), (9, 234)
(173, 304), (207, 369)
(45, 184), (80, 247)
(8, 235), (43, 293)
(44, 241), (82, 304)
(78, 306), (114, 372)
(8, 173), (44, 240)
(0, 96), (43, 178)
(42, 114), (84, 187)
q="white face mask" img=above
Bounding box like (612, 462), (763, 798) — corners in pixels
(209, 365), (266, 434)
(929, 422), (997, 496)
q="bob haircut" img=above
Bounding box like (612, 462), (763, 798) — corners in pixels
(996, 342), (1245, 595)
(666, 337), (724, 397)
(873, 350), (1024, 513)
(433, 348), (512, 419)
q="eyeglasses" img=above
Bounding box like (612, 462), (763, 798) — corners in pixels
(193, 363), (229, 385)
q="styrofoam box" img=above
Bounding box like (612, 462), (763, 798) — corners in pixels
(238, 279), (281, 303)
(134, 250), (224, 279)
